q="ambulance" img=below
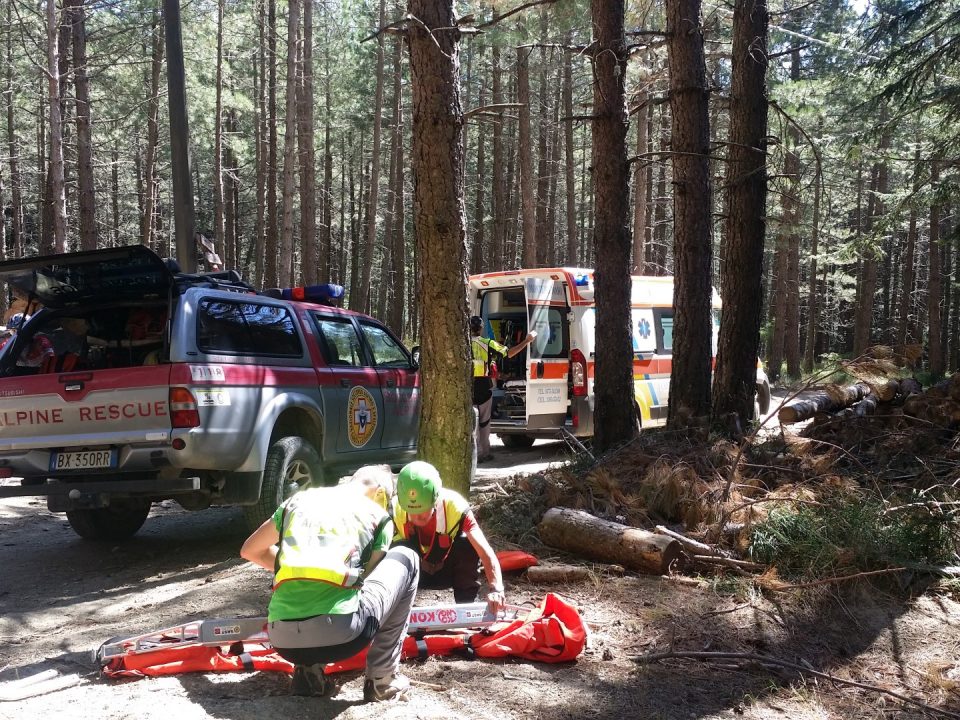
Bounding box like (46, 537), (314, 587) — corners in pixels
(468, 268), (770, 447)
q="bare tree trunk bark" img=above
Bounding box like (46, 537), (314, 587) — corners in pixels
(470, 74), (486, 274)
(631, 60), (649, 274)
(320, 40), (332, 283)
(5, 0), (23, 259)
(490, 19), (505, 268)
(278, 0), (300, 287)
(46, 0), (68, 252)
(666, 0), (713, 425)
(712, 0), (768, 425)
(265, 0), (279, 287)
(68, 0), (95, 250)
(928, 158), (944, 378)
(254, 0), (266, 285)
(591, 0), (636, 452)
(298, 0), (316, 285)
(213, 0), (226, 261)
(802, 161), (821, 372)
(563, 40), (577, 266)
(224, 109), (238, 271)
(386, 32), (405, 336)
(408, 0), (472, 495)
(897, 147), (921, 348)
(517, 47), (536, 268)
(142, 13), (163, 250)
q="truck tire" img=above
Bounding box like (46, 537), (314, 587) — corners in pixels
(66, 499), (151, 541)
(243, 436), (322, 530)
(499, 434), (535, 450)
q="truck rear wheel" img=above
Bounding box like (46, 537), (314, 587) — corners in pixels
(243, 436), (322, 530)
(66, 499), (151, 541)
(499, 434), (535, 450)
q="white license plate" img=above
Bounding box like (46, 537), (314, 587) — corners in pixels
(50, 449), (116, 471)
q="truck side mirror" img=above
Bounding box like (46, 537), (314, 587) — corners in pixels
(411, 345), (421, 370)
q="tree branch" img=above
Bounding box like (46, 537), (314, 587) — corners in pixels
(474, 0), (560, 30)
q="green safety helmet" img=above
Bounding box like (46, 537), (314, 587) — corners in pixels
(397, 461), (441, 514)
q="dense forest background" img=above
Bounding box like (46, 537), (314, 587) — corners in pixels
(0, 0), (958, 382)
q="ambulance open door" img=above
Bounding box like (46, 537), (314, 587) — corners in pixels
(524, 277), (569, 430)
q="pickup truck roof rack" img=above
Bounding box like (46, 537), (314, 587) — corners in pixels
(172, 269), (257, 295)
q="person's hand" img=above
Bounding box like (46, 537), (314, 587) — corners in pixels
(486, 588), (505, 615)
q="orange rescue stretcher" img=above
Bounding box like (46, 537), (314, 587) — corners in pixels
(97, 593), (587, 679)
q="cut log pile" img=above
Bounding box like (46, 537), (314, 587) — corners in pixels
(778, 374), (960, 430)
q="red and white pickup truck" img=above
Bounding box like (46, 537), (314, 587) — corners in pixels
(0, 246), (420, 540)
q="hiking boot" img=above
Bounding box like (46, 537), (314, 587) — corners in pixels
(290, 664), (338, 697)
(362, 672), (411, 702)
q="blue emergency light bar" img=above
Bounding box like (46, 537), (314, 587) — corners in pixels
(282, 284), (345, 304)
(263, 283), (344, 306)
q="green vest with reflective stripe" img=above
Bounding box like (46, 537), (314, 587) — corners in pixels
(472, 336), (507, 377)
(273, 486), (387, 590)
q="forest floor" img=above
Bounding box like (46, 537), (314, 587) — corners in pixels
(1, 421), (959, 720)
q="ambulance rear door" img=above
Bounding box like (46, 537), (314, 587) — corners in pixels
(524, 277), (569, 430)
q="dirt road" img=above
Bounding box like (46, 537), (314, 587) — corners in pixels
(1, 439), (957, 720)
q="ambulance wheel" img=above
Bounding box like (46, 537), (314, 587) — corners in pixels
(66, 499), (151, 541)
(500, 434), (535, 449)
(244, 436), (321, 530)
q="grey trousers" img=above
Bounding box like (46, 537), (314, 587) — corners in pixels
(268, 545), (419, 678)
(475, 396), (493, 457)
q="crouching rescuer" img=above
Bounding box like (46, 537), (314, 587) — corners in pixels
(393, 461), (505, 612)
(240, 466), (419, 702)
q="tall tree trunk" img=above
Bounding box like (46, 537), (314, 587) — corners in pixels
(652, 105), (670, 274)
(298, 0), (316, 285)
(712, 0), (768, 426)
(928, 158), (944, 378)
(319, 39), (332, 283)
(386, 33), (405, 335)
(224, 109), (238, 271)
(853, 116), (890, 355)
(142, 12), (163, 250)
(517, 47), (536, 268)
(265, 0), (279, 287)
(213, 0), (226, 262)
(591, 0), (636, 452)
(5, 0), (23, 258)
(631, 58), (649, 274)
(803, 162), (821, 372)
(69, 0), (95, 250)
(666, 0), (713, 426)
(898, 148), (921, 347)
(533, 15), (550, 266)
(111, 141), (120, 247)
(470, 75), (487, 274)
(490, 20), (505, 268)
(781, 44), (802, 377)
(278, 0), (300, 287)
(408, 0), (472, 495)
(355, 0), (387, 311)
(46, 0), (68, 252)
(254, 0), (266, 285)
(563, 41), (577, 267)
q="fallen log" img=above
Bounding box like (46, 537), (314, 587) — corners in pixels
(849, 392), (879, 417)
(876, 378), (900, 402)
(899, 377), (922, 396)
(654, 525), (731, 559)
(778, 383), (871, 424)
(525, 564), (591, 584)
(538, 508), (686, 575)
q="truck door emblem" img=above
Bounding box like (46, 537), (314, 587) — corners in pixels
(347, 386), (378, 448)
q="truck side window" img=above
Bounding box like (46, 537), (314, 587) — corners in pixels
(197, 300), (302, 357)
(358, 322), (409, 367)
(314, 316), (366, 367)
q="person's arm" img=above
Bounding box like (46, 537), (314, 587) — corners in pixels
(240, 518), (281, 571)
(464, 524), (505, 613)
(504, 330), (537, 359)
(364, 518), (394, 575)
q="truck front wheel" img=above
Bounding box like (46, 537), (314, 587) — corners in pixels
(243, 436), (322, 530)
(66, 499), (151, 541)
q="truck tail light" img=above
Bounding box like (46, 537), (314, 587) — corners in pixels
(169, 387), (200, 428)
(570, 349), (587, 397)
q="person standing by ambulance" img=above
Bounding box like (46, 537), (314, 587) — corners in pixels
(469, 315), (535, 462)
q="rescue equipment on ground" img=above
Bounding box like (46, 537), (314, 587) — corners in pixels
(97, 593), (587, 679)
(496, 549), (539, 572)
